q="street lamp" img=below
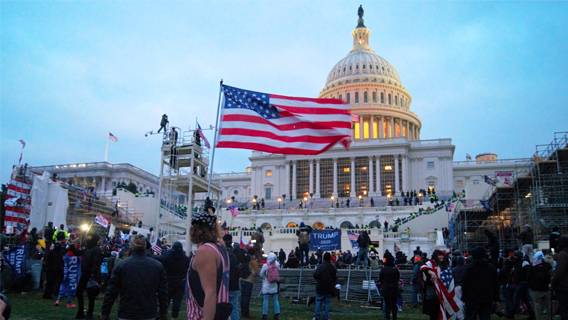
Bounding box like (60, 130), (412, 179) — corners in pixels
(80, 223), (90, 232)
(277, 197), (282, 209)
(358, 194), (363, 207)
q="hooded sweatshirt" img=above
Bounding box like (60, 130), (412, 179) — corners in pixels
(260, 253), (280, 294)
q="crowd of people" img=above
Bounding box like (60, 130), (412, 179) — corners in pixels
(2, 200), (568, 320)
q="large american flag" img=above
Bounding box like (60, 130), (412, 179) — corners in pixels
(217, 85), (352, 155)
(4, 176), (32, 234)
(421, 260), (464, 320)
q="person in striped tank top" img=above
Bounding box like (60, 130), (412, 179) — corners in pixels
(186, 208), (231, 320)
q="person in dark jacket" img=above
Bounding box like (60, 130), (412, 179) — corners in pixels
(278, 249), (286, 267)
(379, 255), (400, 320)
(43, 242), (64, 299)
(529, 251), (551, 320)
(223, 234), (241, 320)
(355, 231), (370, 269)
(313, 252), (337, 320)
(462, 247), (498, 320)
(101, 234), (168, 320)
(552, 236), (568, 320)
(75, 233), (102, 319)
(160, 241), (189, 319)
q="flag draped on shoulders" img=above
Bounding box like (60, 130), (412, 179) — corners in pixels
(420, 260), (463, 320)
(217, 84), (352, 155)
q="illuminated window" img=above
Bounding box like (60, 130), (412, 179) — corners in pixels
(384, 165), (393, 171)
(372, 119), (378, 139)
(395, 121), (401, 137)
(364, 91), (368, 103)
(363, 120), (369, 139)
(265, 170), (273, 177)
(354, 122), (360, 139)
(343, 167), (350, 173)
(346, 93), (351, 103)
(402, 123), (407, 137)
(355, 92), (359, 103)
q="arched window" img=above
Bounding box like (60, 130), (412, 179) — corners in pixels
(395, 95), (398, 106)
(380, 92), (385, 103)
(372, 91), (377, 103)
(354, 92), (359, 103)
(340, 221), (354, 229)
(346, 93), (351, 103)
(388, 94), (392, 105)
(363, 91), (368, 103)
(339, 94), (343, 101)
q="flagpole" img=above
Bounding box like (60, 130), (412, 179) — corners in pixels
(104, 138), (110, 162)
(18, 141), (25, 166)
(207, 79), (224, 197)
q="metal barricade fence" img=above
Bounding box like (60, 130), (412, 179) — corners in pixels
(249, 265), (415, 306)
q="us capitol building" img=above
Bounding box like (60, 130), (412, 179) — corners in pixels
(30, 8), (532, 255)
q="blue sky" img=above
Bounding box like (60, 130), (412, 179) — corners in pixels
(1, 1), (567, 182)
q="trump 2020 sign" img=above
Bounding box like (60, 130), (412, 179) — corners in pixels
(310, 229), (341, 251)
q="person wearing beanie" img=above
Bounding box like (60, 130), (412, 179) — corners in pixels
(101, 234), (168, 320)
(186, 209), (232, 320)
(313, 252), (337, 320)
(75, 233), (102, 319)
(260, 252), (281, 320)
(379, 255), (400, 320)
(159, 241), (189, 319)
(552, 236), (568, 320)
(462, 247), (498, 320)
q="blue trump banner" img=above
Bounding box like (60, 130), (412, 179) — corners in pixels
(59, 255), (81, 297)
(309, 229), (341, 251)
(2, 244), (27, 278)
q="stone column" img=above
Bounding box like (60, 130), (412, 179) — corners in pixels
(390, 117), (395, 138)
(378, 116), (384, 139)
(370, 116), (375, 139)
(350, 158), (356, 197)
(402, 155), (408, 193)
(394, 155), (400, 196)
(101, 176), (106, 193)
(308, 160), (314, 195)
(359, 115), (364, 140)
(405, 121), (409, 138)
(332, 158), (338, 197)
(292, 160), (297, 200)
(285, 162), (290, 199)
(315, 159), (321, 198)
(376, 157), (382, 196)
(368, 156), (374, 195)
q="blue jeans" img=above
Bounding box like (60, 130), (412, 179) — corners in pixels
(229, 290), (240, 320)
(314, 294), (331, 320)
(356, 247), (368, 268)
(262, 293), (280, 316)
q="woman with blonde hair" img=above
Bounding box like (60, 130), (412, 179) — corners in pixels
(186, 209), (232, 320)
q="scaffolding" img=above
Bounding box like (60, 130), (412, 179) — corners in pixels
(452, 132), (568, 252)
(156, 126), (221, 244)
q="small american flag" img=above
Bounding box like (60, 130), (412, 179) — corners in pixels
(197, 122), (210, 148)
(227, 205), (239, 217)
(108, 132), (118, 142)
(152, 241), (162, 255)
(217, 84), (352, 155)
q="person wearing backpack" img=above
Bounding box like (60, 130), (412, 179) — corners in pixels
(260, 252), (280, 320)
(297, 223), (311, 267)
(529, 251), (552, 320)
(355, 231), (370, 269)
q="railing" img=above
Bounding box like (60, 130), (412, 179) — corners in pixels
(31, 161), (158, 184)
(453, 158), (532, 167)
(535, 131), (568, 159)
(411, 138), (452, 147)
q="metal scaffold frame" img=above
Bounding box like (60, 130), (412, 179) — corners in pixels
(452, 132), (568, 252)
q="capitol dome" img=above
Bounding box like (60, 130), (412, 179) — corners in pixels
(320, 7), (421, 141)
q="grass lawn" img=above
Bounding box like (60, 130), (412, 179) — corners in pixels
(8, 291), (430, 320)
